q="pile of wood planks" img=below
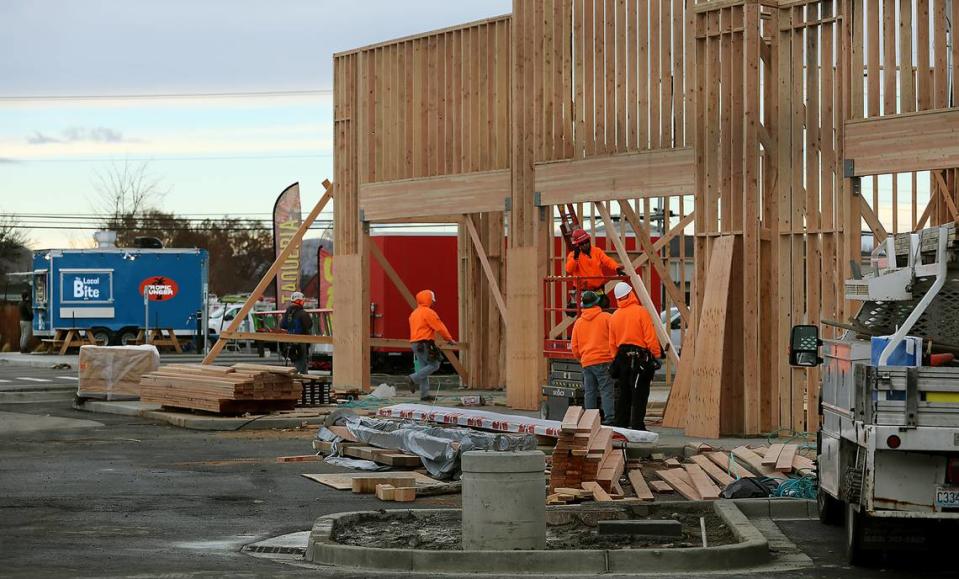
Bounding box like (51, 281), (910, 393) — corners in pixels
(140, 363), (299, 414)
(312, 425), (423, 468)
(548, 407), (625, 496)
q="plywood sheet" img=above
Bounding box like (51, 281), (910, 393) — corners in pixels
(684, 236), (735, 438)
(302, 471), (441, 491)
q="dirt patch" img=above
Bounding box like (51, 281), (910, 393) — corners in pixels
(331, 509), (735, 551)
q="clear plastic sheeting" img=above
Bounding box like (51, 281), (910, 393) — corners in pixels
(323, 456), (389, 471)
(376, 403), (659, 443)
(317, 413), (538, 479)
(77, 345), (160, 401)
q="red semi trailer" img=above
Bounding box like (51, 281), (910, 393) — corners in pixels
(314, 230), (662, 373)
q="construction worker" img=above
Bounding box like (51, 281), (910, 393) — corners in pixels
(280, 291), (313, 374)
(408, 289), (455, 402)
(565, 228), (624, 308)
(608, 282), (662, 431)
(570, 291), (616, 425)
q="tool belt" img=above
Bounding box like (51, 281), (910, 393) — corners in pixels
(609, 344), (660, 382)
(413, 339), (442, 362)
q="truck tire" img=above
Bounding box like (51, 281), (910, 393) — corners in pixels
(116, 328), (139, 346)
(90, 328), (113, 346)
(817, 488), (842, 525)
(845, 502), (867, 566)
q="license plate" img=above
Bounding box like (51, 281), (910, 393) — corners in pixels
(935, 486), (959, 509)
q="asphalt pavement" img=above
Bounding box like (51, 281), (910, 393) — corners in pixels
(1, 364), (957, 578)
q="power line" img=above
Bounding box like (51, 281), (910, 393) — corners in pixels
(16, 153), (333, 163)
(0, 89), (333, 102)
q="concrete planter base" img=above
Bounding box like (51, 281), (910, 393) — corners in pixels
(306, 501), (771, 574)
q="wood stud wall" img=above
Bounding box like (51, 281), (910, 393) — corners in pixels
(333, 0), (959, 428)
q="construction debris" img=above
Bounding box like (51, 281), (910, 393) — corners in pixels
(547, 438), (817, 505)
(548, 407), (624, 497)
(140, 363), (299, 414)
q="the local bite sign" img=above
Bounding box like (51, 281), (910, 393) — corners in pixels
(139, 276), (179, 301)
(61, 270), (113, 304)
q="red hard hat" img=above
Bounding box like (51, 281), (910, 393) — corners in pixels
(571, 228), (590, 245)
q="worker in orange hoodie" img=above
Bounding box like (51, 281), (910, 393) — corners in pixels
(408, 289), (455, 402)
(608, 282), (662, 430)
(565, 228), (624, 309)
(570, 291), (616, 424)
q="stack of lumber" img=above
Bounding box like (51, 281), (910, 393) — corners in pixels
(140, 363), (299, 414)
(312, 425), (423, 468)
(548, 406), (624, 495)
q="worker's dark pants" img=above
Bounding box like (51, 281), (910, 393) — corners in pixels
(292, 343), (309, 374)
(613, 356), (653, 431)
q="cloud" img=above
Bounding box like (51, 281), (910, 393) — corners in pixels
(0, 157), (19, 163)
(26, 126), (136, 145)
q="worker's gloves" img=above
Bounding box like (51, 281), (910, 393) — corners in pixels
(616, 267), (626, 276)
(573, 246), (581, 259)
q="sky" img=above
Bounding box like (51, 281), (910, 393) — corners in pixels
(0, 0), (512, 249)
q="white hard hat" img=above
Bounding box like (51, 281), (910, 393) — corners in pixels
(291, 291), (305, 301)
(613, 282), (633, 299)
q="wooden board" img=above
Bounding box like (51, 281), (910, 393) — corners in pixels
(656, 468), (701, 500)
(775, 445), (799, 472)
(582, 481), (612, 502)
(561, 406), (583, 432)
(731, 446), (787, 481)
(689, 454), (735, 488)
(359, 169), (510, 220)
(682, 463), (720, 500)
(627, 469), (654, 501)
(845, 110), (959, 176)
(535, 148), (697, 205)
(684, 235), (736, 438)
(300, 472), (440, 491)
(762, 444), (784, 466)
(705, 451), (753, 479)
(650, 480), (674, 493)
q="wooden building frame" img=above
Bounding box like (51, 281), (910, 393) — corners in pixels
(331, 0), (959, 435)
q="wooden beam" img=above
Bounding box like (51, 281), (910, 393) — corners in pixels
(367, 234), (469, 384)
(859, 199), (888, 243)
(370, 337), (463, 350)
(205, 181), (332, 364)
(358, 169), (510, 220)
(934, 171), (959, 222)
(228, 332), (333, 345)
(595, 201), (679, 366)
(845, 110), (959, 176)
(463, 214), (508, 323)
(617, 200), (690, 324)
(535, 148), (697, 206)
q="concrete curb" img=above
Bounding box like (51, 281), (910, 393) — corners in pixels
(306, 502), (771, 574)
(732, 498), (817, 519)
(75, 399), (330, 431)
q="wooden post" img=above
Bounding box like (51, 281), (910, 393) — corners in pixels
(203, 182), (333, 365)
(595, 201), (679, 366)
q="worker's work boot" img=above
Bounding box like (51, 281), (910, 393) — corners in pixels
(420, 395), (436, 402)
(407, 377), (416, 394)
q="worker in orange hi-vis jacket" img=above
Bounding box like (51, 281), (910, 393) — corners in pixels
(608, 282), (662, 431)
(570, 290), (616, 425)
(407, 289), (455, 402)
(565, 228), (624, 308)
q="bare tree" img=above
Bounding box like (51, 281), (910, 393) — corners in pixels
(92, 159), (169, 227)
(0, 213), (30, 277)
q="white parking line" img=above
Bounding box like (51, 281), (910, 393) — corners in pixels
(61, 376), (79, 381)
(16, 377), (51, 383)
(0, 379), (9, 383)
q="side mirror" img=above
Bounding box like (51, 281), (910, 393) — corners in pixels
(789, 324), (822, 367)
